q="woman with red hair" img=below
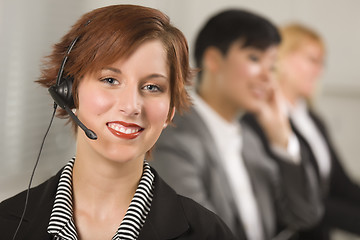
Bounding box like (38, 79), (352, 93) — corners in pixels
(0, 5), (235, 240)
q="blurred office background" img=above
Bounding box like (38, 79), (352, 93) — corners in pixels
(0, 0), (359, 239)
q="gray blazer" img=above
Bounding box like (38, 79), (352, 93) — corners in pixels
(151, 106), (322, 240)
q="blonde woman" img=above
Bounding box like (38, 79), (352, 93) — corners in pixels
(276, 23), (360, 239)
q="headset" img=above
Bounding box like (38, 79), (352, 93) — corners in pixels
(12, 22), (96, 240)
(48, 32), (97, 140)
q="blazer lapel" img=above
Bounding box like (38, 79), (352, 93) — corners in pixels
(187, 107), (245, 238)
(188, 107), (237, 204)
(241, 121), (277, 239)
(138, 168), (189, 240)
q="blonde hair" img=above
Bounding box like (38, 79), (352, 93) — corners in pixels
(278, 23), (325, 59)
(277, 23), (325, 105)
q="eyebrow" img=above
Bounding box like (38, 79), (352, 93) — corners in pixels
(102, 67), (168, 80)
(102, 67), (121, 73)
(145, 74), (168, 80)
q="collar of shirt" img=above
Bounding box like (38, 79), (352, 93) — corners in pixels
(289, 98), (331, 179)
(288, 98), (307, 116)
(47, 157), (155, 240)
(191, 91), (242, 151)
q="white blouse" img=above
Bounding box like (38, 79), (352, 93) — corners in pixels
(289, 99), (331, 180)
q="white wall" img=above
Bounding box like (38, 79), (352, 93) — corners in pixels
(1, 0), (359, 238)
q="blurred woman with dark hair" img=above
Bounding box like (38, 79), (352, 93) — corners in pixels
(152, 9), (322, 240)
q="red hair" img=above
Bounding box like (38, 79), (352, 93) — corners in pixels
(37, 4), (192, 130)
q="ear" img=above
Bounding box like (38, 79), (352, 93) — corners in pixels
(203, 47), (223, 73)
(164, 107), (176, 128)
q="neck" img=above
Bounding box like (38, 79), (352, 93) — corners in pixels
(71, 134), (145, 240)
(197, 76), (241, 123)
(72, 158), (142, 206)
(72, 137), (143, 219)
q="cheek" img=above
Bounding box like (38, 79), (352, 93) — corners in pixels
(293, 59), (319, 87)
(292, 57), (313, 76)
(78, 88), (113, 115)
(144, 99), (170, 125)
(283, 57), (304, 82)
(225, 60), (248, 83)
(229, 63), (261, 94)
(246, 63), (261, 76)
(308, 64), (323, 80)
(232, 60), (261, 85)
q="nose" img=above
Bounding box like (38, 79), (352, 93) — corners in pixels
(259, 65), (273, 83)
(117, 85), (141, 117)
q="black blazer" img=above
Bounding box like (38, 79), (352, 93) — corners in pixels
(242, 111), (360, 239)
(0, 167), (235, 240)
(296, 111), (360, 238)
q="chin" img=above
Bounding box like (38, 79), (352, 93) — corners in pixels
(102, 147), (141, 163)
(300, 89), (314, 100)
(240, 99), (262, 114)
(104, 154), (133, 164)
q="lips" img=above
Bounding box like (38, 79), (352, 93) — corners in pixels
(252, 88), (265, 98)
(251, 86), (268, 99)
(107, 121), (144, 139)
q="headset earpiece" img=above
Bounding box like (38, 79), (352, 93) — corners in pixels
(11, 18), (97, 240)
(48, 75), (97, 140)
(47, 23), (96, 140)
(49, 75), (75, 109)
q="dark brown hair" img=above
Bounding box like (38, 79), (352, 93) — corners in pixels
(37, 4), (192, 130)
(194, 9), (281, 69)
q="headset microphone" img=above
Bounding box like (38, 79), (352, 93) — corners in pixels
(48, 85), (97, 140)
(11, 20), (96, 240)
(48, 28), (97, 140)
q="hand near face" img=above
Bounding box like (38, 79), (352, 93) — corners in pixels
(254, 78), (291, 149)
(201, 43), (293, 148)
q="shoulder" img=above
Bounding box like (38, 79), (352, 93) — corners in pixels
(178, 195), (236, 239)
(153, 107), (211, 164)
(0, 173), (57, 214)
(148, 169), (235, 239)
(159, 107), (205, 141)
(0, 170), (61, 239)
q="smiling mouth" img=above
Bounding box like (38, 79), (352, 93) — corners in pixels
(252, 87), (267, 98)
(107, 122), (144, 139)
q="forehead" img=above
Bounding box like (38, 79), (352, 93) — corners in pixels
(302, 40), (323, 51)
(88, 39), (169, 75)
(117, 40), (167, 69)
(292, 41), (323, 59)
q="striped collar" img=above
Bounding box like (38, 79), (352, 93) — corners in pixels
(47, 157), (155, 240)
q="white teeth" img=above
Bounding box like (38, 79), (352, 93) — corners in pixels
(108, 123), (140, 134)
